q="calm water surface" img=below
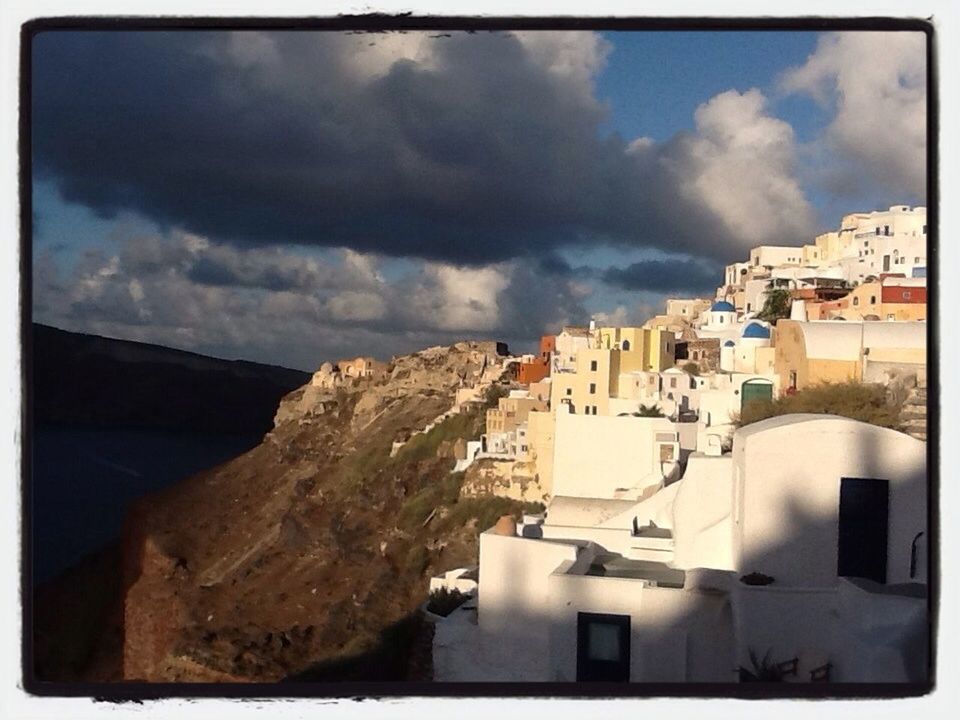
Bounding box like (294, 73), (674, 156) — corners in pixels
(32, 425), (261, 582)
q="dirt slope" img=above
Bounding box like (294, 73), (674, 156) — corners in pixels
(118, 341), (538, 682)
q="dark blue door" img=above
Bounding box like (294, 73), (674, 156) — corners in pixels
(838, 478), (889, 584)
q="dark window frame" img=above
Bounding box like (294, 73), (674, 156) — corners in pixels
(576, 612), (631, 682)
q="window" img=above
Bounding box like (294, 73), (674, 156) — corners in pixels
(914, 257), (920, 263)
(923, 224), (927, 234)
(520, 445), (528, 453)
(853, 297), (859, 306)
(875, 227), (881, 235)
(589, 383), (596, 394)
(590, 360), (598, 371)
(870, 296), (876, 304)
(670, 377), (677, 389)
(577, 613), (630, 681)
(903, 291), (911, 300)
(566, 388), (572, 396)
(887, 314), (895, 320)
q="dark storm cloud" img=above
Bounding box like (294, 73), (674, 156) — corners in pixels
(32, 30), (741, 266)
(601, 259), (721, 294)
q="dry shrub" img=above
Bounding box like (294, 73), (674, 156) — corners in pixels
(735, 381), (900, 429)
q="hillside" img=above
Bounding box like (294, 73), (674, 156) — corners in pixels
(31, 324), (310, 433)
(35, 340), (540, 682)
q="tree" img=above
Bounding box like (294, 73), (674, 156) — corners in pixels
(756, 288), (792, 324)
(635, 404), (665, 417)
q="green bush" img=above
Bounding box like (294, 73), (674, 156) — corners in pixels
(439, 497), (544, 534)
(393, 411), (484, 465)
(735, 381), (899, 429)
(756, 288), (792, 324)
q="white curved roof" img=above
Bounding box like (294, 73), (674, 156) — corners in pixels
(795, 320), (925, 361)
(796, 322), (864, 361)
(734, 413), (924, 445)
(862, 321), (926, 351)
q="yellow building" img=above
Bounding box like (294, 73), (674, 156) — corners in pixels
(594, 326), (676, 372)
(549, 347), (622, 416)
(775, 320), (926, 391)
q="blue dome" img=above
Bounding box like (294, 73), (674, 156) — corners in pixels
(711, 300), (735, 312)
(742, 323), (771, 339)
(723, 340), (736, 347)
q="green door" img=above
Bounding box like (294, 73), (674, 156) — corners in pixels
(741, 381), (773, 412)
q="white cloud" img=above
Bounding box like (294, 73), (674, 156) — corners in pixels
(780, 31), (926, 199)
(592, 305), (630, 327)
(412, 263), (511, 332)
(325, 291), (388, 322)
(667, 88), (816, 248)
(34, 230), (585, 369)
(512, 31), (611, 93)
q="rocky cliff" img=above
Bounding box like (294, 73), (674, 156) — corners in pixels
(117, 341), (539, 682)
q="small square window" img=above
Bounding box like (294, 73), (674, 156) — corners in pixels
(587, 623), (621, 662)
(566, 388), (572, 396)
(590, 360), (598, 371)
(589, 383), (596, 394)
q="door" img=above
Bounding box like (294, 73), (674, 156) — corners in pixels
(741, 381), (773, 412)
(838, 478), (889, 583)
(577, 613), (630, 681)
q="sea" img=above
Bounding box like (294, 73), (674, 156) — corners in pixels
(30, 425), (262, 582)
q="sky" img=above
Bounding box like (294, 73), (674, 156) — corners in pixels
(30, 29), (928, 371)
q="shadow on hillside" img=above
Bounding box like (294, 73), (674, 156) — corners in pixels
(283, 611), (433, 682)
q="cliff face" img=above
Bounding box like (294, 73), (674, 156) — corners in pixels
(119, 341), (531, 682)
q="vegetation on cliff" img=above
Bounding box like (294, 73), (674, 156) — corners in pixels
(108, 341), (538, 683)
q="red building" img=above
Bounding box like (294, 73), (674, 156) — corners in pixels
(517, 334), (555, 385)
(881, 283), (926, 304)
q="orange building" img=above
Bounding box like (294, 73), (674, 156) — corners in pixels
(517, 335), (555, 385)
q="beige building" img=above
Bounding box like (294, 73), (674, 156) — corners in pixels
(486, 391), (547, 435)
(522, 410), (556, 497)
(665, 298), (712, 323)
(337, 356), (385, 378)
(775, 320), (926, 391)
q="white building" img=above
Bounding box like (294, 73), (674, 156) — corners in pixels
(434, 415), (927, 683)
(829, 205), (927, 284)
(749, 245), (804, 269)
(551, 406), (681, 500)
(553, 326), (593, 373)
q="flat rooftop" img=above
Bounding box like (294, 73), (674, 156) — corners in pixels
(583, 553), (686, 588)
